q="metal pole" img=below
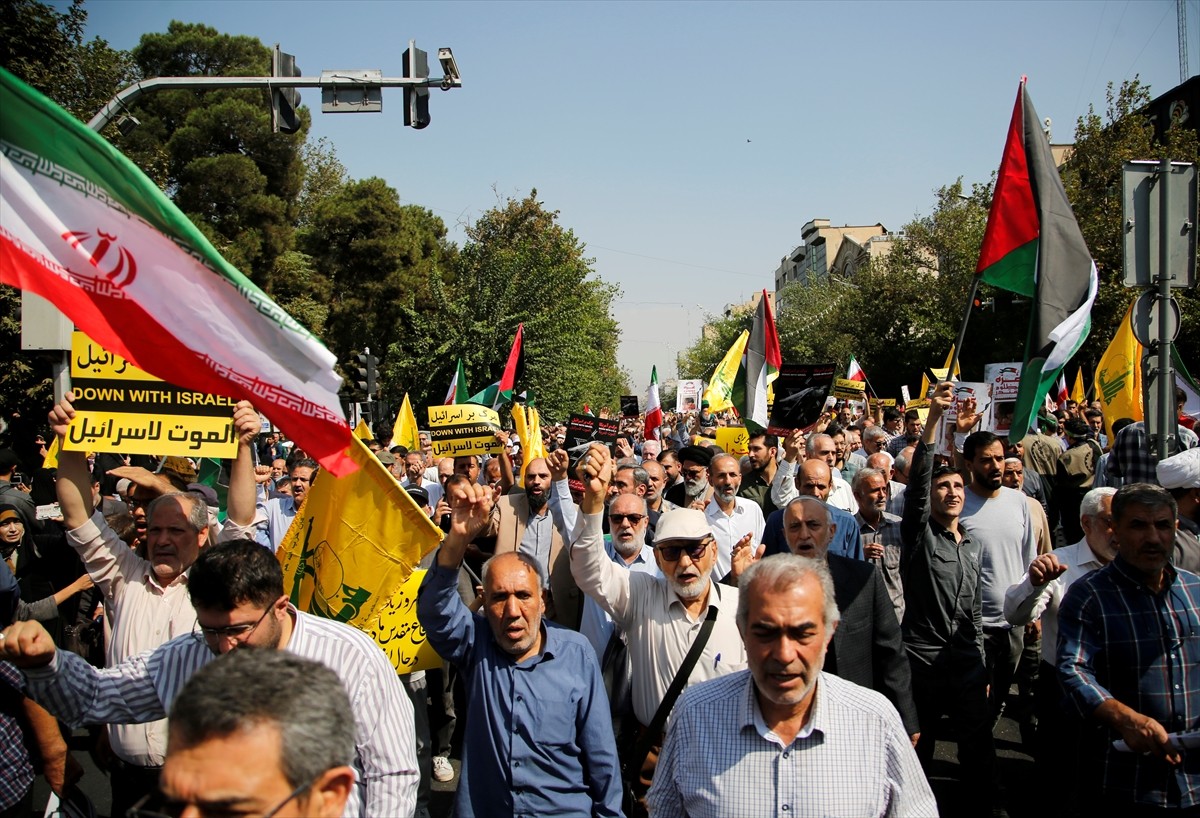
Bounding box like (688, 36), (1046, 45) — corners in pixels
(945, 275), (981, 381)
(1156, 158), (1174, 461)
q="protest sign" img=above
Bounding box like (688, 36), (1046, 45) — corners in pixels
(427, 404), (502, 457)
(564, 413), (619, 492)
(767, 363), (836, 435)
(831, 378), (867, 401)
(715, 427), (750, 457)
(365, 569), (442, 673)
(65, 332), (236, 458)
(676, 379), (703, 412)
(983, 363), (1022, 435)
(620, 395), (640, 417)
(934, 382), (992, 457)
(278, 434), (442, 663)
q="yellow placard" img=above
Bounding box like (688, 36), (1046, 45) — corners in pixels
(365, 569), (443, 673)
(831, 378), (867, 400)
(65, 332), (236, 458)
(428, 404), (502, 457)
(715, 427), (750, 457)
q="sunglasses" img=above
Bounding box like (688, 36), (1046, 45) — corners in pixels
(609, 513), (646, 525)
(657, 540), (711, 562)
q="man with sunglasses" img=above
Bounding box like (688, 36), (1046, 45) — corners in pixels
(570, 443), (745, 805)
(134, 650), (357, 818)
(0, 539), (419, 817)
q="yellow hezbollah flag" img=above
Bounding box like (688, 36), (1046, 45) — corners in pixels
(702, 330), (749, 413)
(1094, 301), (1143, 440)
(41, 436), (60, 469)
(916, 346), (962, 406)
(277, 433), (443, 671)
(352, 419), (372, 440)
(394, 393), (420, 452)
(1071, 368), (1086, 404)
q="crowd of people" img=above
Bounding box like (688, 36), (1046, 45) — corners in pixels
(0, 380), (1197, 817)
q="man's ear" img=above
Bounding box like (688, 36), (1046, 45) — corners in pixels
(308, 765), (355, 817)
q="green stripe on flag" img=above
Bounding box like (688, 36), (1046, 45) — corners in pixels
(978, 239), (1038, 297)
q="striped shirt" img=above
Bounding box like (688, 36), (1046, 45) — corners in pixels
(22, 608), (417, 817)
(647, 670), (938, 817)
(67, 510), (198, 767)
(1057, 557), (1200, 808)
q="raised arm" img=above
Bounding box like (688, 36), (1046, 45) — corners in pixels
(900, 382), (951, 552)
(224, 401), (264, 527)
(47, 395), (93, 530)
(568, 443), (634, 622)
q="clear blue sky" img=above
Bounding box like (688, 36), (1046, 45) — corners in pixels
(75, 0), (1192, 395)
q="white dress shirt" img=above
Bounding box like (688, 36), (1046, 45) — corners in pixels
(579, 539), (661, 662)
(1003, 538), (1108, 664)
(703, 496), (765, 579)
(648, 670), (938, 818)
(770, 459), (856, 514)
(23, 608), (418, 817)
(569, 512), (746, 726)
(67, 511), (198, 766)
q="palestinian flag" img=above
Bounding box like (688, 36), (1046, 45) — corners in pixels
(976, 79), (1098, 436)
(497, 323), (525, 407)
(0, 68), (355, 475)
(644, 366), (662, 441)
(466, 381), (499, 408)
(443, 358), (469, 405)
(847, 355), (866, 382)
(731, 290), (782, 432)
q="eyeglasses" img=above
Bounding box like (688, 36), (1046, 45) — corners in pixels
(194, 603), (275, 646)
(681, 468), (707, 480)
(609, 513), (646, 525)
(657, 540), (711, 562)
(127, 778), (313, 818)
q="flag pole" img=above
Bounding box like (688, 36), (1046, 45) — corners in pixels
(946, 275), (981, 381)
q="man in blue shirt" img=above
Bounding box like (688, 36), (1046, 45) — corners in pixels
(417, 479), (622, 818)
(1058, 482), (1200, 814)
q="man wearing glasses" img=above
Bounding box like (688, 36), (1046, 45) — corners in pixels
(131, 650), (357, 818)
(0, 539), (418, 817)
(570, 443), (745, 808)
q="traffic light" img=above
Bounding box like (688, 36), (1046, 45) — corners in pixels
(353, 350), (378, 397)
(973, 296), (995, 311)
(402, 43), (430, 130)
(272, 44), (302, 134)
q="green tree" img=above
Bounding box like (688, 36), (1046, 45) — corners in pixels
(298, 177), (452, 399)
(1060, 79), (1200, 376)
(0, 0), (133, 421)
(399, 192), (625, 420)
(119, 21), (307, 284)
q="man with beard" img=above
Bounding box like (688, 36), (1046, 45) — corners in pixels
(770, 432), (856, 514)
(647, 555), (935, 818)
(400, 451), (442, 514)
(705, 454), (765, 581)
(866, 451), (906, 517)
(226, 449), (317, 554)
(658, 450), (683, 490)
(664, 446), (714, 509)
(570, 443), (746, 808)
(960, 429), (1037, 724)
(641, 459), (678, 535)
(737, 433), (779, 517)
(2, 540), (419, 817)
(48, 394), (257, 813)
(854, 467), (905, 622)
(480, 457), (582, 628)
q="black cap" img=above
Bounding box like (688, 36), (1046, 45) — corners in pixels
(676, 445), (713, 468)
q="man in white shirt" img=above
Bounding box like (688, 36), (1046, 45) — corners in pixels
(770, 432), (856, 513)
(704, 454), (765, 580)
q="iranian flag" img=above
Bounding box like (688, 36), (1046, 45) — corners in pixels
(644, 366), (662, 441)
(731, 290), (782, 432)
(976, 79), (1098, 436)
(1054, 373), (1069, 407)
(0, 68), (355, 474)
(444, 358), (469, 404)
(847, 355), (866, 382)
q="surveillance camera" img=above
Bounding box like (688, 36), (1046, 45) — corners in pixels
(116, 114), (141, 137)
(438, 48), (460, 83)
